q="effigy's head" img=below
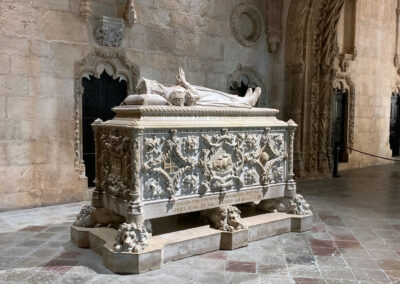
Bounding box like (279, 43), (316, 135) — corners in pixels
(170, 90), (186, 106)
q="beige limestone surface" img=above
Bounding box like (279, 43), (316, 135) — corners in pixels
(1, 0), (399, 209)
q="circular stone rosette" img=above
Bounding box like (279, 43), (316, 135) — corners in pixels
(230, 4), (264, 47)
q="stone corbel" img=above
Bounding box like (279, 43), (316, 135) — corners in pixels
(79, 0), (137, 48)
(266, 0), (282, 53)
(338, 48), (357, 73)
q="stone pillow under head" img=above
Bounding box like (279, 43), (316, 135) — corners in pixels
(122, 94), (169, 106)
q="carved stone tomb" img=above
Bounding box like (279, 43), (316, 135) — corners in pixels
(71, 104), (312, 274)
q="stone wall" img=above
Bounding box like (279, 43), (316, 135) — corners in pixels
(337, 0), (396, 170)
(0, 0), (275, 209)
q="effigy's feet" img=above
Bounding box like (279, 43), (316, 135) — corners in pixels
(251, 87), (262, 106)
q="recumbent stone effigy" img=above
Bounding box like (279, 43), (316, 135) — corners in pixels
(71, 68), (312, 274)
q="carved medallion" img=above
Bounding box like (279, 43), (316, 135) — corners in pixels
(230, 4), (263, 47)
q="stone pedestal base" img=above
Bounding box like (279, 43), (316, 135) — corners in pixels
(71, 212), (312, 274)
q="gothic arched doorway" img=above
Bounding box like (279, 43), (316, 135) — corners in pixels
(82, 71), (127, 187)
(73, 49), (140, 187)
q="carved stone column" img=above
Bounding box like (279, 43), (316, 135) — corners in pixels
(285, 119), (297, 198)
(287, 62), (305, 178)
(127, 129), (144, 225)
(91, 118), (103, 208)
(317, 65), (332, 174)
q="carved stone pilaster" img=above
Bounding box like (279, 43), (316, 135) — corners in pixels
(317, 65), (333, 174)
(92, 118), (104, 208)
(287, 62), (305, 178)
(127, 130), (144, 225)
(266, 0), (282, 53)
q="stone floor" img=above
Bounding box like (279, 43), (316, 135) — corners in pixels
(0, 164), (400, 283)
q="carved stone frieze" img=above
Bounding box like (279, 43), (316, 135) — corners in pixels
(230, 4), (263, 47)
(141, 128), (287, 200)
(202, 206), (247, 232)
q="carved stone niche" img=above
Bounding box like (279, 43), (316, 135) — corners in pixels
(73, 49), (140, 176)
(227, 65), (267, 107)
(230, 3), (264, 47)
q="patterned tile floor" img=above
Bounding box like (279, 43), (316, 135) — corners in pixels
(0, 164), (399, 283)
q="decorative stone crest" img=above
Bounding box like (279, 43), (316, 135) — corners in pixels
(202, 206), (247, 232)
(114, 222), (152, 253)
(230, 4), (263, 47)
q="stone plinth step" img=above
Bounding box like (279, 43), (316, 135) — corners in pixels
(71, 212), (312, 274)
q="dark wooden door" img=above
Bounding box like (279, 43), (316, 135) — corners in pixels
(390, 94), (400, 157)
(82, 71), (127, 187)
(331, 89), (347, 162)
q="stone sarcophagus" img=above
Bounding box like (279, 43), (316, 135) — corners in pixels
(91, 106), (298, 223)
(71, 69), (312, 274)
